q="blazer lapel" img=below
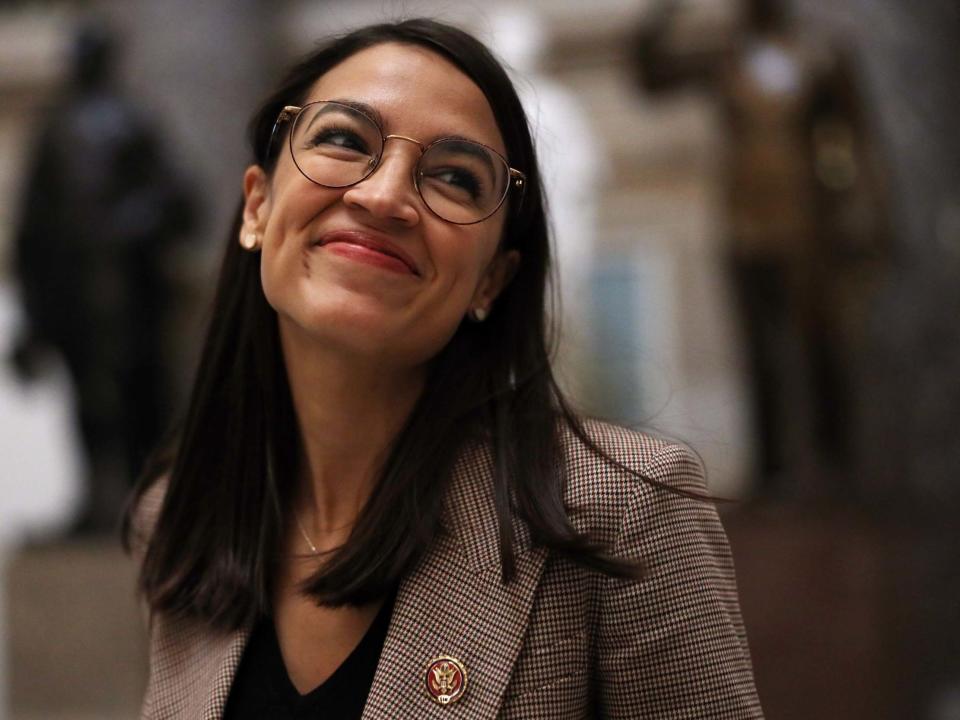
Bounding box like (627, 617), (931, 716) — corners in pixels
(197, 628), (249, 720)
(143, 615), (248, 720)
(362, 445), (547, 719)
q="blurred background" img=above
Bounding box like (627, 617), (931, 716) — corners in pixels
(0, 0), (957, 718)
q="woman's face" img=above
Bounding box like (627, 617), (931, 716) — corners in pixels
(243, 42), (519, 369)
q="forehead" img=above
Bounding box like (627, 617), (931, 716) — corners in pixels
(304, 42), (505, 154)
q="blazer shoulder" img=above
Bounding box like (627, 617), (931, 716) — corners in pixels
(562, 418), (705, 489)
(128, 475), (170, 562)
(560, 418), (708, 536)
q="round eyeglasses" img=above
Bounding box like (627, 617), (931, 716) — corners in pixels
(270, 101), (526, 225)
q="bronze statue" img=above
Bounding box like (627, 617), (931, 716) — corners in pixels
(11, 25), (196, 534)
(634, 0), (890, 493)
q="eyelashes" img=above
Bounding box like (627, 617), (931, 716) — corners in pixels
(305, 126), (372, 155)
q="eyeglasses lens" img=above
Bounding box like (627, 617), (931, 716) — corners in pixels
(290, 102), (510, 224)
(290, 103), (381, 188)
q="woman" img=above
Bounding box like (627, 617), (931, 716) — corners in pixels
(126, 18), (762, 719)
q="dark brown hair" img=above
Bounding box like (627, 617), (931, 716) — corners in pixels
(125, 18), (656, 631)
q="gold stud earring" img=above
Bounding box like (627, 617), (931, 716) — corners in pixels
(240, 231), (261, 251)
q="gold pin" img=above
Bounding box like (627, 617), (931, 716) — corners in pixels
(424, 655), (467, 705)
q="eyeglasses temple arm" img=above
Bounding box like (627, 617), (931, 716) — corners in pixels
(265, 106), (303, 163)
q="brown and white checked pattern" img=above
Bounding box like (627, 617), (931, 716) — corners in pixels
(135, 421), (763, 718)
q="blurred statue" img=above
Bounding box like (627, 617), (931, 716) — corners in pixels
(10, 24), (195, 535)
(633, 0), (891, 495)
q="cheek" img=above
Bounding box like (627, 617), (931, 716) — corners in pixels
(433, 222), (504, 287)
(258, 186), (341, 296)
(258, 243), (293, 316)
(264, 184), (340, 241)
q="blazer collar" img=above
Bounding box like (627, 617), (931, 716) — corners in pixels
(187, 443), (545, 719)
(361, 441), (547, 718)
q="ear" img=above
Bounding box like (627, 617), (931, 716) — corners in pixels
(470, 249), (521, 313)
(242, 165), (271, 235)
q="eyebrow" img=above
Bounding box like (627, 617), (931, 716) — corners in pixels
(324, 98), (385, 130)
(305, 99), (502, 177)
(295, 100), (385, 143)
(433, 136), (499, 181)
(317, 99), (499, 153)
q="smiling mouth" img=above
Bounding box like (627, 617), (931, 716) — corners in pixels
(313, 230), (420, 276)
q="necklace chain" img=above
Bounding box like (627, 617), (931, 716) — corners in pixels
(295, 513), (319, 555)
(294, 510), (357, 555)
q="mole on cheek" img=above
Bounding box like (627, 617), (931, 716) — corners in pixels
(300, 247), (311, 277)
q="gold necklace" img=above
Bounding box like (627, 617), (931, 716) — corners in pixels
(294, 512), (356, 555)
(295, 513), (319, 555)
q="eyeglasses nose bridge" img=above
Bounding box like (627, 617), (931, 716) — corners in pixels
(347, 134), (426, 216)
(362, 134), (427, 194)
(382, 134), (426, 153)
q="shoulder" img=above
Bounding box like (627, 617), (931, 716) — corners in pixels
(558, 418), (709, 541)
(560, 417), (706, 497)
(127, 475), (170, 563)
(565, 422), (763, 716)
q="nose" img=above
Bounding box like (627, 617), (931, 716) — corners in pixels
(341, 142), (421, 227)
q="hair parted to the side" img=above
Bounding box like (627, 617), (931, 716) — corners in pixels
(123, 18), (671, 631)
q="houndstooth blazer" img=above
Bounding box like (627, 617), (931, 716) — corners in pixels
(136, 421), (763, 719)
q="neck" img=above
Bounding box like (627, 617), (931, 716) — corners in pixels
(279, 320), (426, 537)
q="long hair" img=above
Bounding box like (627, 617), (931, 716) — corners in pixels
(126, 18), (652, 631)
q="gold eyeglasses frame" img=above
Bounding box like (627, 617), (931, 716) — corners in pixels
(267, 102), (526, 226)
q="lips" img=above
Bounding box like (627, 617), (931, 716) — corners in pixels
(313, 229), (420, 276)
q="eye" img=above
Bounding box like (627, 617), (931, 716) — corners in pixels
(424, 165), (483, 199)
(306, 125), (370, 155)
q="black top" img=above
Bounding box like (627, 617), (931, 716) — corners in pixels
(223, 590), (396, 720)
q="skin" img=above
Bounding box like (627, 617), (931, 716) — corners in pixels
(240, 42), (520, 693)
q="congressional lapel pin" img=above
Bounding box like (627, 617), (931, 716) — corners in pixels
(425, 655), (467, 705)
